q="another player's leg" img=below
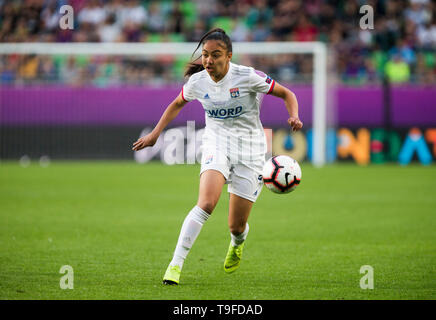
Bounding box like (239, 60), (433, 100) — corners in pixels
(224, 193), (253, 273)
(163, 169), (226, 285)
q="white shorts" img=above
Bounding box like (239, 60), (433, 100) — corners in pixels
(200, 147), (264, 202)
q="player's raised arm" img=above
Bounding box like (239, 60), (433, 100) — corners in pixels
(132, 92), (187, 151)
(270, 82), (303, 132)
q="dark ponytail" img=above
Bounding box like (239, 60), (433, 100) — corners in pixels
(184, 28), (233, 77)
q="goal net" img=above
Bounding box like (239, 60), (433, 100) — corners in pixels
(0, 42), (335, 167)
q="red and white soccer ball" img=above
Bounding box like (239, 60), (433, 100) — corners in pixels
(262, 155), (302, 194)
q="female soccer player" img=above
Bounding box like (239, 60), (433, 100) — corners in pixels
(132, 28), (303, 285)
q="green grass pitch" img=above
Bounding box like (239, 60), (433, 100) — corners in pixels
(1, 161), (435, 300)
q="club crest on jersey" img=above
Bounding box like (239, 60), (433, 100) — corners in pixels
(229, 88), (240, 98)
(265, 76), (272, 84)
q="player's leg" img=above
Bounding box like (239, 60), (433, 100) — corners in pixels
(223, 193), (253, 273)
(228, 193), (253, 244)
(224, 165), (263, 273)
(196, 169), (226, 214)
(163, 169), (226, 285)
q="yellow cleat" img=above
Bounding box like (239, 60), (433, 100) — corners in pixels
(162, 265), (181, 285)
(224, 242), (245, 273)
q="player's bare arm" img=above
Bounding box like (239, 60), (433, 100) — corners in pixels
(270, 82), (303, 132)
(132, 92), (187, 151)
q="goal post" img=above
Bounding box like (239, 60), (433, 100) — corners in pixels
(0, 41), (330, 166)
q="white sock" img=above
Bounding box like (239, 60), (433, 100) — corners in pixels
(231, 223), (249, 247)
(169, 205), (210, 269)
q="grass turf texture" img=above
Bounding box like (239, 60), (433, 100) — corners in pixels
(0, 161), (435, 300)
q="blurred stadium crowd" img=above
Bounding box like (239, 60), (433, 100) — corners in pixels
(0, 0), (435, 86)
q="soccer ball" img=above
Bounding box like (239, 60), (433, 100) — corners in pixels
(262, 155), (302, 194)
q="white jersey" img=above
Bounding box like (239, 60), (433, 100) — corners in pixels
(182, 62), (275, 174)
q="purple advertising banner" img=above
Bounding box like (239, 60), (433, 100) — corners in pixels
(1, 85), (435, 127)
